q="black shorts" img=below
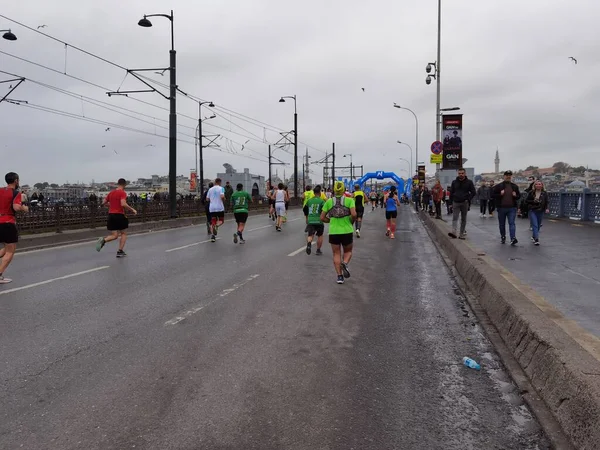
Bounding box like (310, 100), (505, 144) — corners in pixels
(385, 210), (398, 220)
(0, 223), (18, 244)
(303, 205), (309, 216)
(356, 208), (364, 219)
(211, 211), (225, 220)
(285, 202), (289, 211)
(234, 212), (248, 224)
(329, 233), (353, 247)
(107, 213), (129, 231)
(307, 224), (324, 237)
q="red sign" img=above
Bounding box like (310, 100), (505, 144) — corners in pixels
(431, 141), (443, 155)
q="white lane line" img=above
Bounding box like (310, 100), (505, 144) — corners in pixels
(165, 238), (217, 253)
(288, 243), (312, 257)
(165, 274), (260, 326)
(0, 266), (110, 296)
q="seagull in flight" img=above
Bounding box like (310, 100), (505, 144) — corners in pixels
(244, 140), (250, 144)
(37, 24), (48, 29)
(145, 144), (155, 147)
(361, 88), (365, 92)
(569, 57), (578, 64)
(8, 85), (12, 89)
(101, 145), (106, 148)
(105, 127), (110, 131)
(113, 149), (118, 155)
(154, 69), (167, 76)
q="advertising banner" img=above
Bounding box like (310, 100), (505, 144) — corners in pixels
(417, 164), (426, 184)
(190, 170), (197, 192)
(442, 114), (463, 170)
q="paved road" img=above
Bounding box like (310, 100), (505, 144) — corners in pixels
(452, 209), (600, 338)
(1, 208), (550, 449)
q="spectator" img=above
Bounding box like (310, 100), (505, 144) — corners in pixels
(526, 180), (549, 246)
(431, 180), (444, 219)
(487, 180), (496, 217)
(224, 181), (234, 212)
(421, 185), (432, 214)
(477, 182), (491, 218)
(448, 168), (475, 240)
(492, 170), (521, 246)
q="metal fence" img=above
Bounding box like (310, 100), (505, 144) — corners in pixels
(547, 189), (600, 223)
(17, 199), (271, 234)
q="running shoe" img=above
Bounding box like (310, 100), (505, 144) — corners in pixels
(336, 275), (345, 284)
(214, 224), (219, 236)
(458, 234), (466, 240)
(385, 230), (390, 237)
(534, 239), (540, 246)
(390, 233), (395, 239)
(276, 226), (282, 232)
(356, 229), (361, 238)
(239, 238), (246, 244)
(95, 237), (106, 252)
(341, 262), (351, 279)
(116, 250), (127, 258)
(0, 275), (12, 284)
(316, 249), (323, 256)
(233, 233), (238, 244)
(306, 242), (312, 255)
(211, 235), (216, 242)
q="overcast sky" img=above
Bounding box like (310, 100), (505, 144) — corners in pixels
(1, 0), (599, 186)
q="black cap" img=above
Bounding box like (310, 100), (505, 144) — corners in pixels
(504, 170), (513, 176)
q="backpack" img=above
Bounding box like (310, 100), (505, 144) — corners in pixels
(328, 196), (350, 219)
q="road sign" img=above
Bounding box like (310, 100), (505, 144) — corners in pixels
(431, 141), (443, 155)
(430, 153), (443, 164)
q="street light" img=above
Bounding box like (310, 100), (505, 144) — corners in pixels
(196, 101), (215, 194)
(138, 10), (178, 217)
(1, 29), (17, 41)
(425, 0), (442, 174)
(343, 153), (354, 183)
(279, 95), (298, 200)
(396, 141), (413, 176)
(398, 157), (411, 174)
(393, 103), (419, 168)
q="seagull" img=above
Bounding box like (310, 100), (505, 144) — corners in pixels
(241, 145), (245, 151)
(37, 24), (48, 29)
(154, 69), (167, 76)
(105, 127), (110, 131)
(145, 144), (155, 147)
(113, 149), (118, 155)
(569, 57), (578, 64)
(361, 88), (365, 92)
(8, 85), (12, 89)
(244, 140), (250, 144)
(101, 145), (106, 148)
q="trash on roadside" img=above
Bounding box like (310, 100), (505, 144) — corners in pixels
(463, 357), (481, 371)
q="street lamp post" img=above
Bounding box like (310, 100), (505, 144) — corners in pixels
(398, 158), (411, 174)
(424, 0), (442, 174)
(343, 154), (353, 184)
(393, 104), (419, 169)
(195, 101), (215, 195)
(279, 95), (297, 200)
(1, 29), (17, 41)
(396, 141), (413, 176)
(138, 10), (177, 217)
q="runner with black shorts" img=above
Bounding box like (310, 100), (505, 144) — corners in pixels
(321, 181), (356, 284)
(96, 178), (137, 257)
(0, 172), (29, 284)
(201, 182), (214, 235)
(231, 183), (252, 244)
(384, 186), (401, 239)
(207, 178), (226, 243)
(353, 184), (366, 238)
(369, 190), (377, 211)
(305, 185), (325, 255)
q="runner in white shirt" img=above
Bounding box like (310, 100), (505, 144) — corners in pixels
(207, 178), (226, 242)
(274, 182), (288, 232)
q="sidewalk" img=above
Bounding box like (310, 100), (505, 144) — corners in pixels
(441, 209), (600, 338)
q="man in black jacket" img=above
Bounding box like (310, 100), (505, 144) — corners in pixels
(492, 170), (521, 245)
(448, 168), (476, 239)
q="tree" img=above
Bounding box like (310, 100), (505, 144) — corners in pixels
(50, 183), (59, 188)
(525, 166), (539, 171)
(34, 182), (49, 190)
(552, 162), (570, 173)
(572, 166), (586, 174)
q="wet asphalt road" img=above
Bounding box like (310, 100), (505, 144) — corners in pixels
(0, 207), (551, 449)
(454, 209), (600, 337)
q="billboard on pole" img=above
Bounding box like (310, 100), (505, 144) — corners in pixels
(442, 114), (463, 170)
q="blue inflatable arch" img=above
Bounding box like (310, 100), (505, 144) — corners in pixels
(354, 171), (410, 195)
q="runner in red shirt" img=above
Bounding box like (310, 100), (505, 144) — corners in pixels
(0, 172), (29, 284)
(95, 178), (137, 257)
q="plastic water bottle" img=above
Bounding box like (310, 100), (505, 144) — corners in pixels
(463, 357), (481, 371)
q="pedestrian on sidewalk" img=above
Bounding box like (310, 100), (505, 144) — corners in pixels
(306, 185), (325, 255)
(321, 181), (356, 284)
(0, 172), (29, 284)
(431, 180), (444, 219)
(487, 180), (496, 217)
(492, 170), (521, 246)
(448, 168), (475, 240)
(526, 180), (549, 246)
(445, 185), (453, 215)
(224, 181), (234, 212)
(231, 183), (252, 244)
(96, 178), (137, 257)
(477, 182), (491, 217)
(422, 185), (432, 214)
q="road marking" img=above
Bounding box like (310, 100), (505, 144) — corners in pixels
(165, 238), (216, 253)
(565, 268), (600, 285)
(165, 274), (260, 325)
(288, 243), (312, 257)
(0, 266), (110, 296)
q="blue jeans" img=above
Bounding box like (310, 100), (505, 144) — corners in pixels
(497, 207), (517, 239)
(529, 210), (544, 240)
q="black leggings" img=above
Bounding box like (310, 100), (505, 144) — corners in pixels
(480, 200), (488, 214)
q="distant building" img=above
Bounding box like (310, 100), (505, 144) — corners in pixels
(494, 149), (500, 174)
(43, 185), (87, 203)
(216, 166), (265, 197)
(438, 168), (475, 188)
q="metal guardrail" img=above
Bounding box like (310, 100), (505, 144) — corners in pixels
(547, 189), (600, 223)
(17, 199), (273, 234)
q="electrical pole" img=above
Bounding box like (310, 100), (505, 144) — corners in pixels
(168, 10), (177, 218)
(294, 111), (298, 199)
(268, 145), (272, 187)
(435, 0), (442, 175)
(331, 142), (336, 187)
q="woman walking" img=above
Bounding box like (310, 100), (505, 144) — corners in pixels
(526, 180), (549, 246)
(477, 181), (491, 217)
(431, 180), (444, 219)
(384, 186), (401, 239)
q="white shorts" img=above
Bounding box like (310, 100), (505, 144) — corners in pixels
(275, 203), (286, 216)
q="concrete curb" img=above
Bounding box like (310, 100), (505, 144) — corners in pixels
(420, 212), (600, 450)
(17, 207), (276, 253)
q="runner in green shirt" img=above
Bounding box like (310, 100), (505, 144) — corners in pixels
(305, 185), (325, 256)
(321, 181), (357, 284)
(231, 183), (252, 244)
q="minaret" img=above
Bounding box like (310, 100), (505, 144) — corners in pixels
(494, 148), (500, 173)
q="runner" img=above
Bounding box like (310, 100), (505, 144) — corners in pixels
(96, 178), (137, 257)
(352, 184), (366, 238)
(302, 185), (314, 232)
(231, 183), (252, 244)
(305, 185), (325, 256)
(267, 182), (276, 221)
(207, 178), (226, 243)
(201, 182), (214, 235)
(321, 181), (356, 284)
(384, 185), (401, 239)
(274, 183), (288, 232)
(379, 191), (385, 209)
(0, 172), (28, 284)
(369, 190), (377, 211)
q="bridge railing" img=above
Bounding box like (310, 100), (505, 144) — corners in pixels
(17, 199), (270, 234)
